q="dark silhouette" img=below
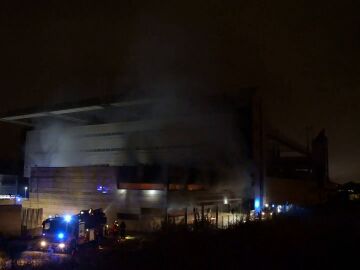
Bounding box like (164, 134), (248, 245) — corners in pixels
(119, 221), (126, 239)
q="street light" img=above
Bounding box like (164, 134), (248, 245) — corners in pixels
(24, 186), (28, 199)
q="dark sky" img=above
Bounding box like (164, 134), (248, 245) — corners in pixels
(0, 0), (359, 183)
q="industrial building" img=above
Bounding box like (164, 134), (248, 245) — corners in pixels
(0, 91), (330, 231)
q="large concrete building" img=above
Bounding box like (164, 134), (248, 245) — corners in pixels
(0, 91), (330, 230)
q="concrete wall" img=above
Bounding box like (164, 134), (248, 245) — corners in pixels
(0, 205), (22, 237)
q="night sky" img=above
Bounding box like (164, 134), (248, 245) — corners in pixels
(0, 0), (359, 183)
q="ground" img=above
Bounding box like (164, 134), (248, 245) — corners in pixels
(0, 202), (359, 269)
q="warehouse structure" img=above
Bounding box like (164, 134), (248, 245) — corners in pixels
(0, 91), (330, 231)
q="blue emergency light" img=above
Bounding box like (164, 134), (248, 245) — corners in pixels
(64, 215), (72, 222)
(254, 198), (261, 213)
(57, 232), (64, 239)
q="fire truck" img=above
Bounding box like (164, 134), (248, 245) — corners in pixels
(39, 208), (107, 254)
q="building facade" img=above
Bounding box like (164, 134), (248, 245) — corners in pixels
(19, 93), (257, 230)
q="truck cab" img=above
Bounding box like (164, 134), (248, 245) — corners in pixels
(39, 215), (77, 253)
(39, 209), (107, 254)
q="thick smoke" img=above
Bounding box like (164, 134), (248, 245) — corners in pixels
(25, 90), (254, 200)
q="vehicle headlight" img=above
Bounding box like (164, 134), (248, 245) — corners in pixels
(58, 243), (65, 249)
(40, 240), (47, 247)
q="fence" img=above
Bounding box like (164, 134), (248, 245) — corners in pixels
(21, 207), (43, 235)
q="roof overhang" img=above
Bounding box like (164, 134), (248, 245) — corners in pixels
(0, 98), (160, 127)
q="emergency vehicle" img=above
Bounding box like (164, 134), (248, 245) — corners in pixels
(39, 208), (107, 253)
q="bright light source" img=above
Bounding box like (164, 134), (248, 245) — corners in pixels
(254, 198), (261, 212)
(261, 211), (265, 216)
(119, 189), (127, 194)
(57, 233), (64, 239)
(146, 190), (157, 196)
(64, 215), (72, 222)
(58, 243), (65, 249)
(272, 204), (275, 208)
(16, 197), (21, 203)
(265, 204), (269, 208)
(224, 197), (229, 204)
(24, 186), (28, 191)
(40, 240), (47, 247)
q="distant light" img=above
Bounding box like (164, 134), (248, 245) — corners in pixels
(80, 211), (84, 215)
(146, 190), (158, 196)
(48, 215), (52, 218)
(265, 203), (269, 208)
(254, 198), (261, 212)
(119, 189), (127, 194)
(42, 233), (46, 236)
(272, 204), (275, 208)
(261, 211), (265, 216)
(277, 206), (282, 213)
(224, 197), (229, 204)
(64, 215), (72, 222)
(57, 233), (64, 239)
(16, 197), (21, 203)
(24, 186), (28, 191)
(58, 243), (65, 249)
(40, 240), (47, 247)
(97, 185), (109, 194)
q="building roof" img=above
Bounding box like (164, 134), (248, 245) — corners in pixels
(0, 97), (158, 127)
(0, 91), (255, 127)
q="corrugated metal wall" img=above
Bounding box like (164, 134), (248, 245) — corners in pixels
(23, 166), (166, 230)
(21, 207), (43, 230)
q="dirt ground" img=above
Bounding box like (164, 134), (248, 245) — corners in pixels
(1, 203), (359, 270)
